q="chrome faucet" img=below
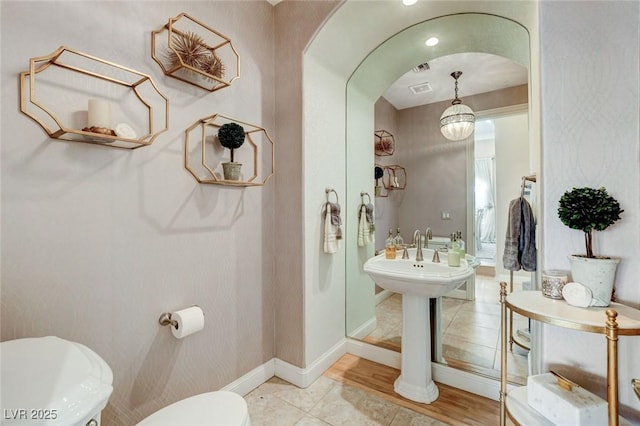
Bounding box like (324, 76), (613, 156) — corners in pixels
(413, 230), (424, 261)
(424, 227), (432, 248)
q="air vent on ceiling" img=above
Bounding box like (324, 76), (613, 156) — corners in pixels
(409, 82), (433, 95)
(412, 62), (430, 73)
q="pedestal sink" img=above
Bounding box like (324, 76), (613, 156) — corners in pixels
(363, 248), (477, 403)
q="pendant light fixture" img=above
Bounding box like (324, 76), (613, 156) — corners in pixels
(440, 71), (475, 141)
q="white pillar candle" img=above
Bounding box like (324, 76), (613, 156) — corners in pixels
(87, 99), (111, 128)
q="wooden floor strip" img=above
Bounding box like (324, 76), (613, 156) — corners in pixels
(324, 353), (515, 426)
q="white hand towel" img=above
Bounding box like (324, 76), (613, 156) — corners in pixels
(366, 226), (375, 245)
(364, 203), (375, 245)
(358, 208), (366, 247)
(324, 205), (339, 254)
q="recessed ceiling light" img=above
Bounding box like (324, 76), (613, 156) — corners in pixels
(402, 0), (417, 6)
(425, 37), (439, 47)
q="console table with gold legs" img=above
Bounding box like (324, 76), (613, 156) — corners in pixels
(499, 282), (640, 426)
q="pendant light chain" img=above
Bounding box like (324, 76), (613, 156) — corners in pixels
(452, 71), (462, 105)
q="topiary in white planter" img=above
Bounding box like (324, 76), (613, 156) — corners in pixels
(218, 122), (245, 181)
(558, 187), (623, 306)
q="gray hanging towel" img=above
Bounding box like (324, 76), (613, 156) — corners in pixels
(519, 197), (537, 271)
(503, 198), (522, 271)
(503, 197), (537, 272)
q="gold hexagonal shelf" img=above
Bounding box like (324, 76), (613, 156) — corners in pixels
(374, 129), (395, 156)
(19, 46), (169, 149)
(152, 13), (240, 92)
(383, 165), (407, 191)
(184, 114), (274, 187)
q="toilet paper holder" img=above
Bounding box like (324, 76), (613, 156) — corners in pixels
(158, 312), (178, 328)
(633, 379), (640, 399)
(158, 305), (204, 329)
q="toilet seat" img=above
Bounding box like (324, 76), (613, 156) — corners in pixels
(136, 391), (250, 426)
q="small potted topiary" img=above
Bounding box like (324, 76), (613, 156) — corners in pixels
(217, 122), (245, 181)
(558, 186), (623, 306)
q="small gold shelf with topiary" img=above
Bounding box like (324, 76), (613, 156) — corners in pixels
(152, 13), (240, 92)
(184, 114), (274, 187)
(374, 164), (388, 198)
(19, 46), (169, 149)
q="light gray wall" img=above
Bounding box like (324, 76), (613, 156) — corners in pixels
(1, 2), (276, 423)
(539, 1), (640, 420)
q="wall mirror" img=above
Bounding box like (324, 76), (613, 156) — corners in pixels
(345, 13), (538, 387)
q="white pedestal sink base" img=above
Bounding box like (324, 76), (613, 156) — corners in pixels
(394, 375), (439, 403)
(394, 294), (439, 404)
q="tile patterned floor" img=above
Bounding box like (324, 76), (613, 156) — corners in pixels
(246, 376), (448, 425)
(364, 274), (530, 382)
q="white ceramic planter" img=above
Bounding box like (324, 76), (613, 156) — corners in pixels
(222, 162), (242, 181)
(568, 255), (620, 307)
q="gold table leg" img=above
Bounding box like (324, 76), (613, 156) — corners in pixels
(500, 281), (507, 426)
(606, 309), (619, 426)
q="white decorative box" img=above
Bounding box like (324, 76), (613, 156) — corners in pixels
(527, 373), (607, 425)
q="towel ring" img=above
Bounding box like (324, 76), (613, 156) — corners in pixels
(325, 188), (339, 204)
(360, 192), (371, 204)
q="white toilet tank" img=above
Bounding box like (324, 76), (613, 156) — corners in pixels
(0, 336), (113, 425)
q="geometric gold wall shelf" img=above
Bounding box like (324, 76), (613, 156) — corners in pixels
(184, 114), (274, 187)
(382, 165), (407, 191)
(152, 13), (240, 92)
(374, 129), (395, 156)
(19, 46), (169, 150)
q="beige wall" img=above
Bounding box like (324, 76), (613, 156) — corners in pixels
(373, 97), (400, 251)
(273, 0), (339, 368)
(1, 1), (278, 424)
(392, 85), (528, 242)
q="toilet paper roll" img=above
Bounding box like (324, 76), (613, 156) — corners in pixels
(171, 306), (205, 339)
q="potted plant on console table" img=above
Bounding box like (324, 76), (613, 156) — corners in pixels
(218, 122), (245, 181)
(557, 186), (624, 306)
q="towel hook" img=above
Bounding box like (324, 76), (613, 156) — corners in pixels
(360, 192), (371, 204)
(325, 188), (339, 204)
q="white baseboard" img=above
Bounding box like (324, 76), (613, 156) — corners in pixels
(221, 359), (276, 396)
(346, 339), (514, 402)
(345, 338), (401, 369)
(221, 340), (347, 395)
(275, 339), (347, 388)
(348, 316), (377, 340)
(432, 362), (499, 401)
(223, 339), (511, 403)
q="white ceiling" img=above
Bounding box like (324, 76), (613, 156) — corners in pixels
(382, 52), (528, 110)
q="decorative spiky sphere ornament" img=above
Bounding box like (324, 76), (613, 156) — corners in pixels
(202, 53), (225, 79)
(168, 31), (210, 71)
